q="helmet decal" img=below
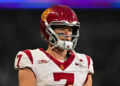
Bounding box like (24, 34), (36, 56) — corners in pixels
(41, 8), (52, 22)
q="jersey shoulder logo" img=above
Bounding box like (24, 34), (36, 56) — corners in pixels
(38, 59), (48, 64)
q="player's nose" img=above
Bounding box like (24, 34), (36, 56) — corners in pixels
(64, 28), (71, 41)
(64, 28), (69, 35)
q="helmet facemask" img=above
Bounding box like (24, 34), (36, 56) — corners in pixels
(45, 20), (80, 50)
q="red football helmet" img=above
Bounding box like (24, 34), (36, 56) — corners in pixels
(40, 5), (80, 50)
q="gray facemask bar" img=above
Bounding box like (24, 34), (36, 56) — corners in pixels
(49, 21), (80, 27)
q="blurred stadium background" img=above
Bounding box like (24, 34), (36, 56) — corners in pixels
(0, 0), (120, 86)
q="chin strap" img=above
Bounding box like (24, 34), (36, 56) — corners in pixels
(57, 40), (73, 50)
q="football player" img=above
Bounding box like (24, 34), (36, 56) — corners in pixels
(14, 5), (94, 86)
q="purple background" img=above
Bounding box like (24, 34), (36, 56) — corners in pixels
(0, 0), (120, 8)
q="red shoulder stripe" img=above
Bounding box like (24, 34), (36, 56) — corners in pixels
(84, 55), (91, 84)
(85, 55), (90, 68)
(22, 49), (33, 64)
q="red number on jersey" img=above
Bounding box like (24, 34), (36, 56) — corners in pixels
(53, 72), (74, 86)
(17, 54), (22, 67)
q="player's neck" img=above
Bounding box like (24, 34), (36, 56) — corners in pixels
(46, 45), (67, 60)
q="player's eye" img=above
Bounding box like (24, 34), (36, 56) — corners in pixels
(68, 28), (73, 32)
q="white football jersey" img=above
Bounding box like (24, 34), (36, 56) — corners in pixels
(14, 48), (94, 86)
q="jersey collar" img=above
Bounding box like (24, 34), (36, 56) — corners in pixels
(39, 48), (75, 71)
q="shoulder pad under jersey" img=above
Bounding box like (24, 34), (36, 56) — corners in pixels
(14, 49), (34, 69)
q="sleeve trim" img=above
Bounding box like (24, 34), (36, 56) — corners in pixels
(85, 55), (90, 68)
(22, 49), (33, 64)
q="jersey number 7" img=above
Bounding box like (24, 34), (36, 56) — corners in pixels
(53, 72), (74, 86)
(17, 54), (22, 67)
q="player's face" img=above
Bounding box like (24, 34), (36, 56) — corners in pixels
(53, 26), (73, 41)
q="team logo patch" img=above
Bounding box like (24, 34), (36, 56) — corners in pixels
(60, 64), (64, 70)
(41, 8), (52, 21)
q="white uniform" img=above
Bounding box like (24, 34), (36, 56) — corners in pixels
(14, 48), (94, 86)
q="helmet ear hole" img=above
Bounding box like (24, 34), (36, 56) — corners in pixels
(49, 36), (57, 45)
